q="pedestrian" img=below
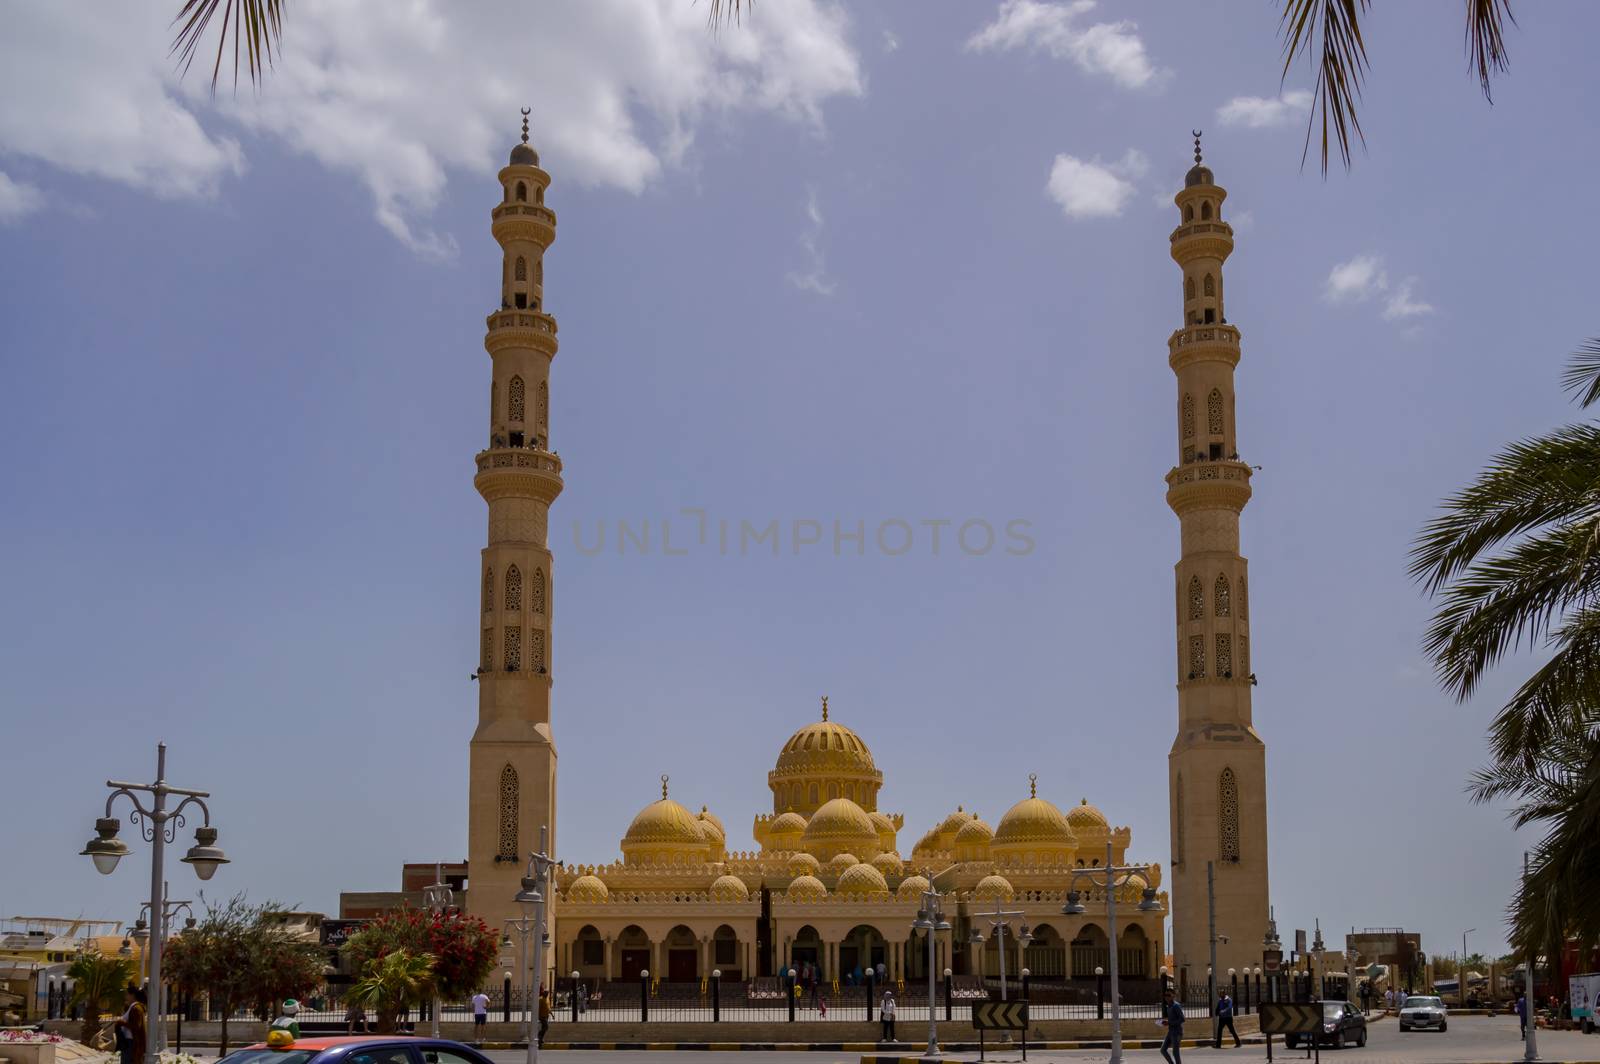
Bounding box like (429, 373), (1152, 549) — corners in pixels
(1384, 987), (1393, 1013)
(1215, 990), (1240, 1048)
(344, 999), (368, 1034)
(1159, 986), (1184, 1064)
(471, 988), (490, 1038)
(538, 989), (552, 1048)
(577, 982), (588, 1015)
(115, 985), (146, 1064)
(1516, 991), (1528, 1040)
(876, 961), (887, 987)
(268, 999), (302, 1043)
(880, 990), (896, 1042)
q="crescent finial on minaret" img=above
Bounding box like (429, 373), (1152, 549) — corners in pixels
(521, 107), (531, 144)
(1192, 129), (1203, 165)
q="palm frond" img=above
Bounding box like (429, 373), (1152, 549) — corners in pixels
(170, 0), (284, 91)
(1465, 0), (1516, 101)
(1560, 339), (1600, 409)
(704, 0), (750, 31)
(1278, 0), (1370, 174)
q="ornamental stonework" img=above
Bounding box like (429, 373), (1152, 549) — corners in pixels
(1214, 574), (1230, 616)
(1218, 768), (1239, 862)
(504, 625), (522, 672)
(499, 764), (519, 859)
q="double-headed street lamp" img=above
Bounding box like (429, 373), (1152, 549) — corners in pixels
(132, 891), (196, 1054)
(423, 865), (457, 1037)
(79, 743), (226, 1064)
(1063, 842), (1161, 1064)
(515, 828), (556, 1064)
(910, 889), (953, 1062)
(968, 899), (1032, 1002)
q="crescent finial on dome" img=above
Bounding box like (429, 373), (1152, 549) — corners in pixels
(661, 774), (669, 800)
(1029, 772), (1037, 798)
(821, 695), (828, 721)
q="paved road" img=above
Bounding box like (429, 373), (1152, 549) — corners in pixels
(473, 1015), (1600, 1063)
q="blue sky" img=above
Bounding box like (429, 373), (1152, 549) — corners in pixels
(4, 1), (1598, 962)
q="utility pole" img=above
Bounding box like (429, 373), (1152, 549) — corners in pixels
(1207, 861), (1217, 1015)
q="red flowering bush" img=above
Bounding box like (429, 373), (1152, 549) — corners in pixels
(342, 907), (498, 1001)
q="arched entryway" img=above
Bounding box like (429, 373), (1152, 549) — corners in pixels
(573, 924), (604, 979)
(665, 924), (699, 982)
(789, 924), (823, 977)
(1118, 923), (1151, 977)
(617, 924), (651, 980)
(712, 924), (741, 980)
(1023, 922), (1068, 978)
(840, 924), (887, 983)
(1071, 923), (1110, 978)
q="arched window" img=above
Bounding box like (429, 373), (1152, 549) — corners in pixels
(536, 381), (549, 431)
(1182, 393), (1195, 439)
(1185, 277), (1195, 301)
(483, 567), (493, 613)
(1207, 389), (1224, 435)
(1188, 575), (1204, 620)
(1203, 274), (1215, 297)
(533, 568), (547, 613)
(515, 256), (527, 282)
(503, 626), (522, 672)
(1188, 635), (1206, 678)
(490, 381), (497, 423)
(515, 181), (527, 203)
(509, 376), (526, 422)
(1240, 634), (1249, 674)
(1201, 201), (1212, 220)
(505, 565), (522, 611)
(808, 784), (820, 806)
(1184, 204), (1194, 222)
(1216, 633), (1233, 677)
(480, 628), (493, 672)
(1241, 576), (1248, 621)
(1218, 768), (1240, 861)
(1174, 774), (1186, 866)
(499, 765), (520, 859)
(1214, 574), (1231, 617)
(532, 629), (545, 672)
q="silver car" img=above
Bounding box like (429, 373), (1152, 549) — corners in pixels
(1399, 995), (1449, 1032)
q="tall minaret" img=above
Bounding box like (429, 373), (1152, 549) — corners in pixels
(1164, 134), (1270, 986)
(467, 111), (561, 945)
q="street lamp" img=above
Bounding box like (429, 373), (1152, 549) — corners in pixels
(516, 827), (556, 1064)
(423, 864), (457, 1037)
(79, 743), (225, 1064)
(968, 898), (1032, 1001)
(1522, 853), (1539, 1063)
(133, 891), (194, 1055)
(910, 888), (953, 1061)
(1063, 841), (1161, 1064)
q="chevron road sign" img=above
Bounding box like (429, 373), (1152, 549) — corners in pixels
(1260, 1001), (1322, 1034)
(973, 1001), (1029, 1030)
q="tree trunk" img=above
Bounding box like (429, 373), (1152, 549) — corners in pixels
(80, 1006), (100, 1048)
(220, 1010), (230, 1057)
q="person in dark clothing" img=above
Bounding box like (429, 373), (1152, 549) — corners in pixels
(116, 985), (146, 1064)
(1161, 988), (1185, 1064)
(538, 991), (552, 1047)
(1215, 991), (1240, 1048)
(1516, 992), (1528, 1040)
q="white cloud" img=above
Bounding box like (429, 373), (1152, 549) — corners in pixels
(1229, 209), (1255, 230)
(1323, 254), (1435, 324)
(883, 30), (900, 53)
(787, 187), (836, 296)
(966, 0), (1162, 90)
(1046, 149), (1145, 219)
(1216, 90), (1313, 129)
(0, 2), (863, 257)
(0, 171), (43, 223)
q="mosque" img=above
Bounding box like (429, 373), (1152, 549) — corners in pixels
(348, 118), (1272, 995)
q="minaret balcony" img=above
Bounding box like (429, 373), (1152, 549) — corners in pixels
(1165, 459), (1252, 516)
(1167, 324), (1241, 370)
(474, 445), (564, 504)
(1169, 221), (1233, 265)
(491, 203), (557, 247)
(485, 309), (558, 356)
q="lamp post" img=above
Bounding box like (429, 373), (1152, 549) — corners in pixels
(133, 889), (195, 1054)
(910, 888), (953, 1062)
(1523, 853), (1539, 1062)
(79, 743), (226, 1064)
(515, 827), (556, 1064)
(423, 864), (457, 1037)
(1063, 841), (1161, 1064)
(968, 898), (1032, 1001)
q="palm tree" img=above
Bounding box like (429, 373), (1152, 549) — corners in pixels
(66, 952), (136, 1048)
(1470, 715), (1600, 957)
(345, 949), (436, 1034)
(1411, 340), (1600, 766)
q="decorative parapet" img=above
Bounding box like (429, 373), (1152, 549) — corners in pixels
(1167, 325), (1241, 372)
(484, 309), (558, 357)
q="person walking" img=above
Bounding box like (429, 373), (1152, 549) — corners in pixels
(1159, 987), (1184, 1064)
(344, 998), (368, 1034)
(470, 989), (490, 1039)
(1214, 990), (1240, 1048)
(1516, 991), (1528, 1040)
(537, 990), (552, 1048)
(880, 990), (896, 1042)
(115, 985), (146, 1064)
(577, 982), (588, 1015)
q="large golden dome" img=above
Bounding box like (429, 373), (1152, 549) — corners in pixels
(769, 697), (884, 816)
(621, 777), (709, 863)
(993, 777), (1077, 858)
(802, 797), (880, 860)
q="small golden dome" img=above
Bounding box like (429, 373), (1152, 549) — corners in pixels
(710, 874), (750, 902)
(1125, 872), (1148, 892)
(566, 875), (609, 903)
(870, 810), (897, 841)
(955, 815), (994, 845)
(896, 873), (931, 900)
(828, 852), (861, 875)
(871, 851), (904, 876)
(788, 852), (822, 877)
(973, 873), (1015, 901)
(911, 826), (941, 859)
(1067, 799), (1109, 833)
(697, 806), (726, 841)
(836, 862), (890, 896)
(787, 874), (827, 901)
(802, 797), (879, 860)
(937, 806), (971, 837)
(767, 811), (808, 846)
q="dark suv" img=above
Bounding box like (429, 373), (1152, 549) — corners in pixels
(1286, 1001), (1369, 1049)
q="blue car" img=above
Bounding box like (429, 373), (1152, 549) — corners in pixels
(221, 1036), (495, 1064)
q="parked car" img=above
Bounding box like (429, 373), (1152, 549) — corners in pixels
(1399, 995), (1449, 1032)
(1286, 1001), (1369, 1049)
(1571, 972), (1600, 1034)
(220, 1036), (495, 1064)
